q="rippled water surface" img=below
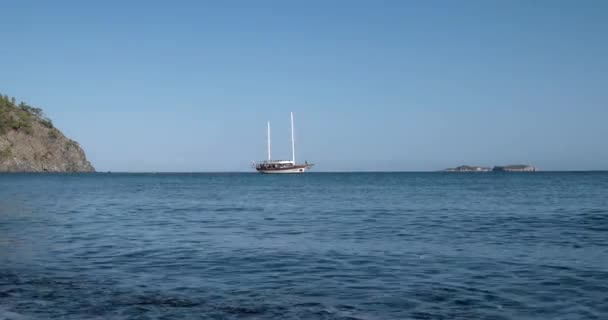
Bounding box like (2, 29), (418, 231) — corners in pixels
(1, 172), (607, 319)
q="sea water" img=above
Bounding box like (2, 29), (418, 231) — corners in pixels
(1, 172), (607, 319)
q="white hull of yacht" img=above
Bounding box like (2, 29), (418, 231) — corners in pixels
(257, 166), (309, 174)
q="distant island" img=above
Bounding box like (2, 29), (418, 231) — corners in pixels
(0, 93), (94, 172)
(445, 165), (492, 172)
(492, 165), (536, 172)
(446, 165), (536, 172)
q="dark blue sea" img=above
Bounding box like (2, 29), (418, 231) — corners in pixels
(1, 172), (607, 319)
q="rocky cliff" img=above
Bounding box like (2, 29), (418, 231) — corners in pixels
(0, 94), (94, 172)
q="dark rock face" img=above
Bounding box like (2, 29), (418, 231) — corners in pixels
(0, 121), (94, 172)
(0, 95), (94, 172)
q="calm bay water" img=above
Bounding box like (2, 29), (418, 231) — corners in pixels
(0, 172), (607, 319)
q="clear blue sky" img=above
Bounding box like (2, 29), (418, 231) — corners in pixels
(1, 1), (607, 171)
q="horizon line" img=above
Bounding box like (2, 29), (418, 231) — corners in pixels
(3, 170), (606, 174)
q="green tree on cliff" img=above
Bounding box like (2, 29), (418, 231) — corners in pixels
(0, 93), (51, 134)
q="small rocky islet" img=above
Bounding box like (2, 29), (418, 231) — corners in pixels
(445, 165), (536, 172)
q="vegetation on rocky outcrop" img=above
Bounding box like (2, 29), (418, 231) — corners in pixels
(0, 93), (94, 172)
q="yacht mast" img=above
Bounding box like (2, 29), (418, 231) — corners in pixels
(291, 112), (295, 163)
(267, 121), (271, 161)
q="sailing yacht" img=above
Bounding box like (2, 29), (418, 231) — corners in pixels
(254, 112), (313, 174)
